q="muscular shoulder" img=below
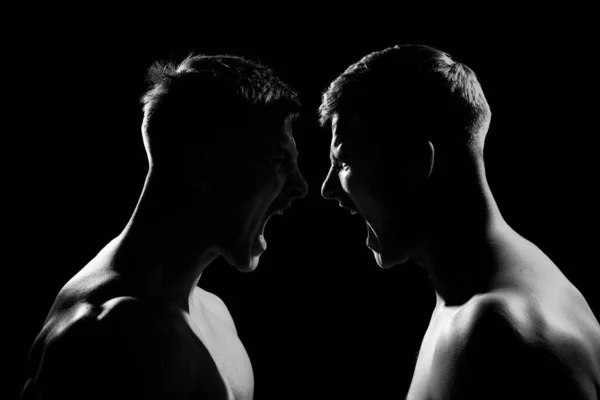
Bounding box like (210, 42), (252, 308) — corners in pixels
(436, 294), (598, 400)
(24, 297), (227, 400)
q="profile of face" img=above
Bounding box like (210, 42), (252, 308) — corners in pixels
(198, 116), (308, 272)
(321, 113), (428, 269)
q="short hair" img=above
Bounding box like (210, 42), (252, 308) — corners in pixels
(141, 53), (301, 162)
(319, 45), (491, 150)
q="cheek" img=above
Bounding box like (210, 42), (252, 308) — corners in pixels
(234, 165), (276, 195)
(355, 167), (397, 226)
(345, 170), (383, 215)
(244, 170), (283, 212)
(355, 165), (386, 201)
(339, 169), (353, 194)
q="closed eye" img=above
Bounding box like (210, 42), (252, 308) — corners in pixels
(332, 160), (349, 172)
(330, 150), (350, 170)
(270, 157), (299, 173)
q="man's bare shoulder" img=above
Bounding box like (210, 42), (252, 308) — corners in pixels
(433, 292), (599, 400)
(22, 296), (229, 400)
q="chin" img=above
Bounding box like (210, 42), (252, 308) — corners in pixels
(373, 249), (407, 269)
(222, 234), (265, 273)
(219, 207), (279, 272)
(372, 238), (412, 270)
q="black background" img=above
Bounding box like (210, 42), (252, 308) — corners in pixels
(12, 13), (598, 399)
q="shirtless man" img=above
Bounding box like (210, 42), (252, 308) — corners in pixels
(21, 53), (308, 399)
(320, 45), (600, 399)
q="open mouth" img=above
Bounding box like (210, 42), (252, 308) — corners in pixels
(251, 202), (289, 254)
(267, 201), (290, 218)
(366, 223), (380, 252)
(339, 201), (359, 216)
(338, 201), (380, 252)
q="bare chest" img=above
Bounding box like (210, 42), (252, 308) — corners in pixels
(406, 333), (440, 399)
(185, 307), (254, 400)
(406, 310), (460, 400)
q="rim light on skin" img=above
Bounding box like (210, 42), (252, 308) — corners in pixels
(322, 113), (387, 259)
(250, 114), (303, 261)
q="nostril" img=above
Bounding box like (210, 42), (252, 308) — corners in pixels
(321, 177), (335, 200)
(290, 176), (309, 199)
(321, 183), (334, 200)
(290, 186), (306, 199)
(322, 191), (334, 200)
(300, 180), (309, 198)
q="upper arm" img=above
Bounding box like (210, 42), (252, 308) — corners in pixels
(29, 297), (229, 400)
(445, 301), (592, 400)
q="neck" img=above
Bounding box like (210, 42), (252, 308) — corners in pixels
(107, 170), (218, 312)
(410, 154), (511, 308)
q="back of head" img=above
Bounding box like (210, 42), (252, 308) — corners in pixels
(141, 53), (301, 165)
(319, 44), (491, 154)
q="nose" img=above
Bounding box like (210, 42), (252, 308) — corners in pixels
(287, 169), (309, 200)
(321, 167), (337, 200)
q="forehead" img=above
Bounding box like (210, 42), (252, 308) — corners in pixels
(281, 116), (297, 147)
(330, 113), (398, 163)
(330, 113), (365, 149)
(246, 114), (298, 156)
(273, 115), (297, 153)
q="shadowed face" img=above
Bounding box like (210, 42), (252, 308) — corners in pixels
(321, 113), (425, 269)
(200, 115), (308, 272)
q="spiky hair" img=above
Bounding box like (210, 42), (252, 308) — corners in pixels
(140, 53), (301, 160)
(319, 45), (491, 150)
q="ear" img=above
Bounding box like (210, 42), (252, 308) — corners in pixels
(407, 140), (435, 184)
(425, 140), (435, 179)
